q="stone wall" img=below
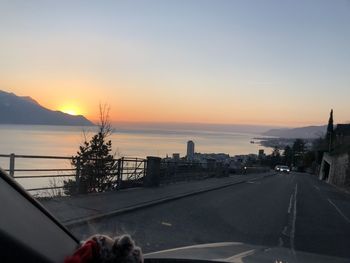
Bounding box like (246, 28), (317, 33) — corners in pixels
(319, 152), (349, 186)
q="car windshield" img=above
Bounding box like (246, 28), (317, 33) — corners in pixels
(1, 1), (350, 262)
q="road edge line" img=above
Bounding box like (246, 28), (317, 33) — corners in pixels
(328, 198), (350, 224)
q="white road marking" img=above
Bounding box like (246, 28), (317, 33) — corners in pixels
(278, 237), (284, 247)
(221, 249), (256, 263)
(246, 181), (261, 184)
(328, 199), (350, 224)
(146, 242), (238, 256)
(279, 184), (298, 250)
(313, 185), (320, 191)
(161, 222), (172, 227)
(282, 226), (288, 236)
(290, 184), (298, 254)
(249, 177), (260, 181)
(288, 193), (294, 214)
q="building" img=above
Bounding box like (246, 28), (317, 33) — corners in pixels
(187, 140), (195, 161)
(318, 123), (350, 186)
(172, 153), (180, 161)
(334, 124), (350, 145)
(258, 149), (265, 159)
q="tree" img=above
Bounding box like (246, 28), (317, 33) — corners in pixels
(326, 109), (334, 139)
(283, 145), (293, 166)
(326, 109), (334, 152)
(302, 151), (315, 169)
(272, 146), (281, 157)
(270, 146), (282, 167)
(64, 104), (115, 195)
(293, 139), (305, 155)
(292, 139), (306, 168)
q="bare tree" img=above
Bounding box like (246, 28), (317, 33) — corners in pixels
(98, 103), (113, 138)
(64, 104), (116, 195)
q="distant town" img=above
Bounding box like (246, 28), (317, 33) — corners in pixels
(162, 140), (265, 171)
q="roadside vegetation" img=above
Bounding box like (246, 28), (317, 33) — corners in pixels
(63, 104), (116, 195)
(260, 110), (350, 176)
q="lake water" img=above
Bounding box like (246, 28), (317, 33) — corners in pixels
(0, 124), (270, 193)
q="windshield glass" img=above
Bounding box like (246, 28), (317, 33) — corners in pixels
(1, 1), (350, 262)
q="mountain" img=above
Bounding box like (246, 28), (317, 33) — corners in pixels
(263, 125), (327, 139)
(0, 90), (94, 126)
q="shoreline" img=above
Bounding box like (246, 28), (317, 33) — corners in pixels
(254, 137), (316, 150)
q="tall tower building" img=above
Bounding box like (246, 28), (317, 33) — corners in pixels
(187, 140), (195, 161)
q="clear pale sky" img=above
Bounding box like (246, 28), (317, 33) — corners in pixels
(0, 0), (349, 126)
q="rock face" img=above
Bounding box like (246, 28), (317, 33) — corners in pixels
(0, 90), (94, 126)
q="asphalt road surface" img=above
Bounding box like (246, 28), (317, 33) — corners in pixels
(70, 172), (350, 259)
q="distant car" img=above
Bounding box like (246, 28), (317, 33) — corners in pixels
(275, 165), (281, 171)
(277, 165), (290, 173)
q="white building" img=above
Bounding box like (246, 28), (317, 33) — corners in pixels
(187, 140), (195, 161)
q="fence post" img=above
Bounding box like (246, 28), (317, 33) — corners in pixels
(145, 156), (161, 187)
(9, 153), (15, 178)
(117, 158), (122, 189)
(174, 161), (177, 181)
(76, 157), (81, 193)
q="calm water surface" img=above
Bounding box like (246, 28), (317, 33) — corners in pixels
(0, 125), (270, 192)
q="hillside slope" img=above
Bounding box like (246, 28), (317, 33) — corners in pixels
(0, 90), (94, 126)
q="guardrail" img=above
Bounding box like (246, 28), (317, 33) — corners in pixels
(0, 154), (146, 196)
(0, 153), (270, 197)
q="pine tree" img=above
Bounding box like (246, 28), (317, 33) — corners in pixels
(270, 146), (282, 167)
(326, 109), (334, 140)
(283, 145), (293, 166)
(326, 109), (334, 152)
(292, 139), (305, 167)
(64, 105), (115, 195)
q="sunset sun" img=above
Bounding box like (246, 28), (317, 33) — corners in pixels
(60, 105), (81, 116)
(62, 109), (78, 116)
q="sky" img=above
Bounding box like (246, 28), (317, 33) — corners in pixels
(0, 0), (349, 127)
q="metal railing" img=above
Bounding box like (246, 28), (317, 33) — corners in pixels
(116, 157), (147, 188)
(0, 154), (146, 196)
(0, 153), (270, 197)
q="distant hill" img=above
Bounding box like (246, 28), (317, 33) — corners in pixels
(263, 125), (327, 139)
(0, 90), (94, 126)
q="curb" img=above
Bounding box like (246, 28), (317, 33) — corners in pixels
(64, 173), (274, 228)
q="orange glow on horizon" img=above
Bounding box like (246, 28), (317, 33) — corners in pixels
(1, 1), (349, 129)
(60, 108), (79, 116)
(0, 79), (335, 127)
(58, 102), (84, 116)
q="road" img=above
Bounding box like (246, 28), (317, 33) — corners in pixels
(69, 172), (350, 259)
